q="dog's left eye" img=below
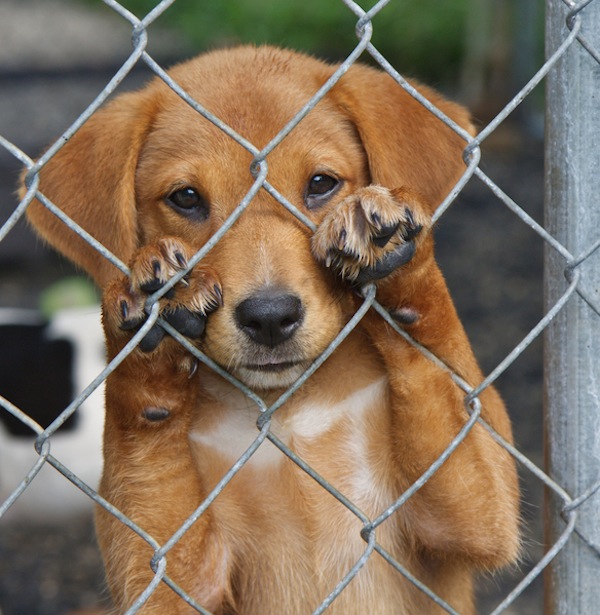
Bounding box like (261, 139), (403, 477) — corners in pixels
(305, 174), (340, 209)
(165, 187), (209, 220)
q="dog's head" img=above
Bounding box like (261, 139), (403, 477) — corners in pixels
(24, 46), (472, 389)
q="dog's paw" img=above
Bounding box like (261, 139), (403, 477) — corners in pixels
(103, 238), (222, 353)
(311, 186), (429, 285)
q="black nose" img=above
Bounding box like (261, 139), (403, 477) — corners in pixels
(235, 289), (304, 347)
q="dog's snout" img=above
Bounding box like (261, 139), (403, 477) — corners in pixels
(235, 290), (304, 347)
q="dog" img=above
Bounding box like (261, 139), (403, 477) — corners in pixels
(24, 46), (519, 614)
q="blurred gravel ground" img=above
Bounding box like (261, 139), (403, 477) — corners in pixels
(0, 516), (108, 615)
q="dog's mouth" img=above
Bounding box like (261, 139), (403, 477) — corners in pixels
(232, 351), (312, 390)
(243, 359), (304, 373)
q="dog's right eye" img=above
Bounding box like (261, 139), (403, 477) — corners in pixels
(305, 174), (341, 210)
(165, 187), (209, 221)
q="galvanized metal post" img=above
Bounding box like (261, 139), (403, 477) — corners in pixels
(544, 1), (600, 614)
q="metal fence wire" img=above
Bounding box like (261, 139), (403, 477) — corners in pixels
(1, 0), (599, 613)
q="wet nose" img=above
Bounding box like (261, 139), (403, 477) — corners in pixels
(235, 289), (304, 347)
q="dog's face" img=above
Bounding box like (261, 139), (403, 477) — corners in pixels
(25, 46), (472, 389)
(133, 76), (370, 388)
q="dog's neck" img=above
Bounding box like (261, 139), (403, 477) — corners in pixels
(196, 329), (385, 416)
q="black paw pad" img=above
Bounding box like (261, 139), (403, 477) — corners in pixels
(391, 306), (419, 325)
(140, 276), (175, 298)
(138, 324), (167, 353)
(372, 221), (401, 248)
(165, 307), (207, 338)
(353, 241), (416, 285)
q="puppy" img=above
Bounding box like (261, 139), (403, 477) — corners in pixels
(24, 46), (519, 614)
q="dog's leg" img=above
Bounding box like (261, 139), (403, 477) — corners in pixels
(312, 186), (520, 571)
(97, 238), (232, 614)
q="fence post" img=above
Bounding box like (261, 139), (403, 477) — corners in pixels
(544, 1), (600, 614)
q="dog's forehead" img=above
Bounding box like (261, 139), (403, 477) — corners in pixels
(137, 47), (368, 205)
(155, 46), (341, 148)
(167, 45), (331, 103)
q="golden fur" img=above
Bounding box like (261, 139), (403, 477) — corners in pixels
(24, 46), (519, 614)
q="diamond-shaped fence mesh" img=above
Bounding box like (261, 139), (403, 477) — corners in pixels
(1, 0), (599, 613)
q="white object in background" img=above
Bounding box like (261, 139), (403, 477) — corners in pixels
(0, 306), (106, 522)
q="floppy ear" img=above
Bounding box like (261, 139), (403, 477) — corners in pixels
(23, 90), (157, 288)
(332, 64), (475, 211)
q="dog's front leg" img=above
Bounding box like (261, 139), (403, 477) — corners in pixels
(97, 238), (232, 614)
(312, 187), (520, 572)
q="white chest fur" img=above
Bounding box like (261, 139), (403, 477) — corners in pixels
(189, 377), (388, 477)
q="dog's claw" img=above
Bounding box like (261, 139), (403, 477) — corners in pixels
(403, 224), (422, 242)
(175, 251), (187, 268)
(213, 284), (224, 307)
(118, 297), (145, 331)
(120, 299), (129, 321)
(188, 359), (199, 379)
(400, 209), (423, 242)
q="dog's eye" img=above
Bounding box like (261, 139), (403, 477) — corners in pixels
(165, 187), (209, 221)
(167, 187), (203, 209)
(305, 174), (340, 209)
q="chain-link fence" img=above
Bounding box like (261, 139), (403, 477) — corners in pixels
(1, 0), (599, 613)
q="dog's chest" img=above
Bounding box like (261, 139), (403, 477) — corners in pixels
(189, 377), (392, 509)
(189, 376), (407, 612)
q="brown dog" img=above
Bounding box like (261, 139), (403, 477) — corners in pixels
(24, 46), (519, 614)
